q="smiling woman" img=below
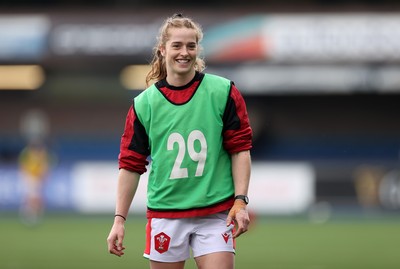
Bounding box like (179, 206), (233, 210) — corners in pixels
(107, 13), (253, 269)
(0, 65), (45, 90)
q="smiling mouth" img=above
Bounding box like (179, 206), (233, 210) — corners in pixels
(176, 59), (190, 63)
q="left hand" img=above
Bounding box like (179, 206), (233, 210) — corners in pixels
(107, 221), (126, 257)
(226, 199), (250, 238)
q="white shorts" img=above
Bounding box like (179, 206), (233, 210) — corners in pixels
(143, 211), (236, 262)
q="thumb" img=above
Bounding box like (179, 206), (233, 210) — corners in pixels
(117, 234), (124, 250)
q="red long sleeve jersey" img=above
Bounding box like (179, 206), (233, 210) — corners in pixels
(119, 72), (252, 176)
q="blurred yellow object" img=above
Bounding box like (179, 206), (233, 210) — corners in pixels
(19, 143), (50, 180)
(120, 64), (151, 90)
(0, 65), (45, 90)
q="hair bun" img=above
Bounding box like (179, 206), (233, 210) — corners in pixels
(172, 13), (184, 19)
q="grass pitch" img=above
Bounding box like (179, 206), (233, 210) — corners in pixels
(0, 213), (399, 269)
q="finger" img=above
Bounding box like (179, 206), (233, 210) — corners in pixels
(233, 221), (243, 238)
(109, 247), (122, 256)
(233, 226), (248, 238)
(114, 245), (126, 251)
(117, 241), (123, 251)
(107, 238), (116, 254)
(110, 249), (124, 257)
(115, 246), (125, 254)
(233, 229), (241, 238)
(233, 218), (249, 238)
(107, 235), (125, 256)
(117, 234), (124, 250)
(226, 211), (236, 226)
(226, 216), (234, 226)
(225, 223), (235, 234)
(110, 244), (125, 257)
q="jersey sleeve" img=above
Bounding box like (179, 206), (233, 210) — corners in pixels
(222, 83), (253, 154)
(118, 104), (150, 174)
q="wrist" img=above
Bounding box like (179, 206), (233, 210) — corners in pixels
(234, 195), (249, 205)
(233, 199), (247, 207)
(114, 214), (126, 222)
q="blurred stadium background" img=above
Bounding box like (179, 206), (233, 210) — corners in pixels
(1, 0), (400, 268)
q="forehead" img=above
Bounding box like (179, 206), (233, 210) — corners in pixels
(166, 27), (197, 43)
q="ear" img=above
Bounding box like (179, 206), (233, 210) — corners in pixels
(159, 46), (165, 57)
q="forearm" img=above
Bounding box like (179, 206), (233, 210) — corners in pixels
(231, 150), (251, 196)
(114, 168), (140, 220)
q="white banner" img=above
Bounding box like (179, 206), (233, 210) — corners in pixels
(71, 161), (315, 215)
(248, 162), (315, 214)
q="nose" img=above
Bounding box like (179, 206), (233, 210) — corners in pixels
(180, 46), (189, 56)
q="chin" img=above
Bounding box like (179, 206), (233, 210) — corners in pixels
(174, 68), (193, 75)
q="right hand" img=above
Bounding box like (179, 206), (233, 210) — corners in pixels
(226, 199), (250, 238)
(107, 220), (126, 257)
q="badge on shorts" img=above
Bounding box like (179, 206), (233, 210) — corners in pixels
(222, 223), (234, 243)
(154, 232), (170, 254)
(222, 232), (230, 243)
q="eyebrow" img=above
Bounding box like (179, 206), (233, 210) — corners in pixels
(170, 41), (197, 45)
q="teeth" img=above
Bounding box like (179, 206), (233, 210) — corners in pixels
(177, 59), (189, 63)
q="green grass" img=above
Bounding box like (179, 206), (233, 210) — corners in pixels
(0, 214), (399, 269)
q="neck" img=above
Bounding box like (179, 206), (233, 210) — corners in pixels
(166, 70), (196, 87)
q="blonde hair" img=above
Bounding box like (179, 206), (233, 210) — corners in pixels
(145, 14), (206, 87)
